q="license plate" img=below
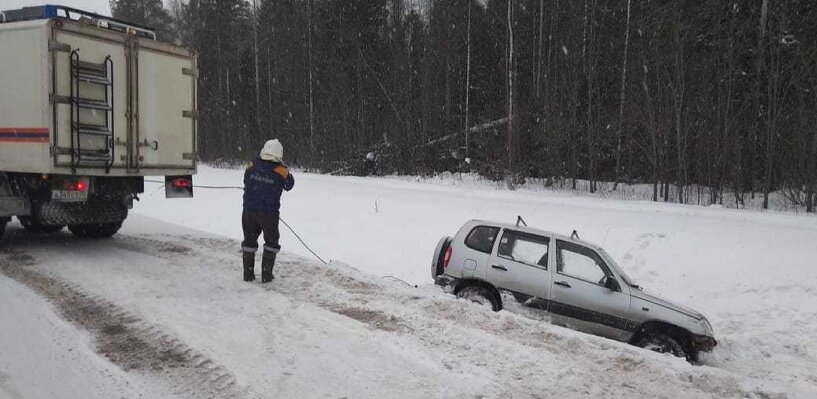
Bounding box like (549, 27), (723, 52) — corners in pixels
(51, 190), (88, 203)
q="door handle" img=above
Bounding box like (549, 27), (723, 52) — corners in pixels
(554, 281), (571, 288)
(491, 265), (508, 271)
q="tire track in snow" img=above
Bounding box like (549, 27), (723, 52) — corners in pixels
(108, 234), (413, 334)
(0, 248), (249, 399)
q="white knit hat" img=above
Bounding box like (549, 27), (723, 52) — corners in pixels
(260, 139), (284, 162)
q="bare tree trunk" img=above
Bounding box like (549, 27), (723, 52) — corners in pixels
(583, 0), (598, 193)
(763, 20), (785, 210)
(808, 125), (817, 212)
(506, 0), (516, 186)
(613, 0), (631, 189)
(307, 0), (316, 163)
(535, 0), (545, 97)
(640, 57), (659, 202)
(357, 58), (364, 150)
(759, 0), (771, 209)
(543, 0), (557, 182)
(723, 5), (742, 208)
(464, 0), (472, 160)
(252, 0), (261, 139)
(672, 15), (685, 204)
(266, 46), (274, 137)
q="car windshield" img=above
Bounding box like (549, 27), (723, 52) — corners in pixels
(598, 248), (640, 289)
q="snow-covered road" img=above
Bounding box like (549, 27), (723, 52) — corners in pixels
(1, 166), (816, 398)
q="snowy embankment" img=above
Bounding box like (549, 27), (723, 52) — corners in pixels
(0, 165), (815, 398)
(137, 166), (817, 394)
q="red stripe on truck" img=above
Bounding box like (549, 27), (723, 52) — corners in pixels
(0, 128), (50, 143)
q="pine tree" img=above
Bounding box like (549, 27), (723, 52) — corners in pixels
(110, 0), (175, 41)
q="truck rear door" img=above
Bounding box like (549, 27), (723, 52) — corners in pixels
(51, 20), (196, 173)
(52, 22), (129, 171)
(134, 41), (197, 170)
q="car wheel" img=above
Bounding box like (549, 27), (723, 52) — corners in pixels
(456, 285), (501, 312)
(18, 216), (64, 234)
(635, 333), (686, 358)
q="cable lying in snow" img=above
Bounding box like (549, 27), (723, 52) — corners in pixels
(144, 179), (328, 265)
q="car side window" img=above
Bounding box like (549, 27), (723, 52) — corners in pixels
(556, 241), (609, 284)
(497, 230), (550, 268)
(464, 226), (500, 254)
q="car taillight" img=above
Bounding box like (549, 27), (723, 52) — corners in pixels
(172, 177), (193, 189)
(443, 246), (452, 268)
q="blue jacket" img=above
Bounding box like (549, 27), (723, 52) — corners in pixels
(243, 157), (295, 214)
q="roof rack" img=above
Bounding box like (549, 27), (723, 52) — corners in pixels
(0, 5), (157, 40)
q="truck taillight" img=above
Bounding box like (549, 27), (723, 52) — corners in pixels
(65, 179), (88, 192)
(443, 246), (452, 268)
(165, 175), (194, 199)
(172, 177), (193, 189)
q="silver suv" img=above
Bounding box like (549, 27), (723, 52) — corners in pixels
(432, 220), (716, 361)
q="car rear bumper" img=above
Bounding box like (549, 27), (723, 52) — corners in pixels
(691, 334), (717, 352)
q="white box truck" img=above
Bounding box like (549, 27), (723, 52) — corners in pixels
(0, 5), (197, 242)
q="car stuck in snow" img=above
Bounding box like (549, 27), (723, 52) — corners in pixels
(432, 219), (717, 361)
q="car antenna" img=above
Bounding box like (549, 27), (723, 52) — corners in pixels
(516, 216), (527, 227)
(571, 230), (580, 240)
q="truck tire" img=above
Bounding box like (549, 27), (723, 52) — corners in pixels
(456, 285), (501, 312)
(18, 216), (64, 234)
(68, 222), (123, 239)
(0, 218), (8, 244)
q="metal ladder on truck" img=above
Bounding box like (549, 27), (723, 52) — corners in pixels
(69, 50), (115, 172)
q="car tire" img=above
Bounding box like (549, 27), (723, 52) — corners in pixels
(634, 332), (687, 358)
(18, 216), (64, 234)
(456, 285), (501, 312)
(68, 222), (123, 239)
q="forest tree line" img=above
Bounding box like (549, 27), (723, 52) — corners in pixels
(110, 0), (817, 211)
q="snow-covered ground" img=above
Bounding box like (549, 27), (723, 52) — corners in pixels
(2, 165), (816, 398)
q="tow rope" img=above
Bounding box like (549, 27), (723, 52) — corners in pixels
(143, 179), (328, 265)
(143, 179), (419, 287)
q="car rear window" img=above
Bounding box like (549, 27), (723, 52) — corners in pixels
(464, 226), (500, 254)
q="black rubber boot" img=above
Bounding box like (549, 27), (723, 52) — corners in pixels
(243, 251), (256, 282)
(261, 251), (276, 283)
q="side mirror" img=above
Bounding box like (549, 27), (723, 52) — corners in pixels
(604, 276), (621, 292)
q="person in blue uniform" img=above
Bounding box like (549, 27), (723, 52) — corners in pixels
(242, 139), (295, 282)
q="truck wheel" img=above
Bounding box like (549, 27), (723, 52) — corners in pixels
(634, 333), (686, 358)
(68, 222), (123, 239)
(456, 285), (501, 312)
(18, 216), (64, 234)
(0, 218), (8, 244)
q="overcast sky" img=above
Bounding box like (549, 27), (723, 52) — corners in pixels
(3, 0), (111, 16)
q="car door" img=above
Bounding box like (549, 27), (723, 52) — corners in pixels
(549, 240), (632, 340)
(485, 229), (552, 311)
